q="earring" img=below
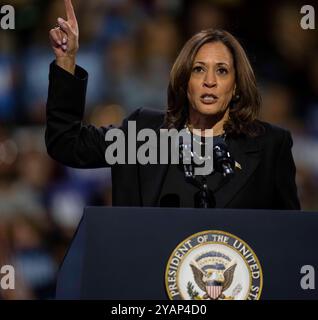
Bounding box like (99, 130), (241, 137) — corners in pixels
(232, 93), (240, 102)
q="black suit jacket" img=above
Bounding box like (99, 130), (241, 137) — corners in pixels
(46, 62), (301, 210)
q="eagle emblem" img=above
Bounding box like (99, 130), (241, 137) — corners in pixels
(188, 251), (240, 300)
(165, 230), (263, 300)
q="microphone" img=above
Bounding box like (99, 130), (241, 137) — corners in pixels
(213, 142), (235, 177)
(177, 134), (235, 208)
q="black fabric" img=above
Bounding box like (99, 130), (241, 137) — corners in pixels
(159, 164), (224, 208)
(46, 61), (301, 210)
(159, 134), (225, 208)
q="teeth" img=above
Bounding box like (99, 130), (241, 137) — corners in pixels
(202, 95), (216, 102)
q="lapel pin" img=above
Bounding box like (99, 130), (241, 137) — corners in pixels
(235, 161), (242, 170)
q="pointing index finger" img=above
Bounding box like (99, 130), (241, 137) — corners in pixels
(64, 0), (77, 24)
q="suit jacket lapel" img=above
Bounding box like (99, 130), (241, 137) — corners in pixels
(214, 135), (262, 208)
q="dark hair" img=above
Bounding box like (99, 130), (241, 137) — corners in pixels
(165, 28), (264, 137)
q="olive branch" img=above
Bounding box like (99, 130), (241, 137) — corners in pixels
(187, 281), (199, 300)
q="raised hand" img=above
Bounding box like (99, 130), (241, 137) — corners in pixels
(49, 0), (79, 74)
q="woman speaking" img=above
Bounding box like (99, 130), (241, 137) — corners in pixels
(46, 0), (300, 210)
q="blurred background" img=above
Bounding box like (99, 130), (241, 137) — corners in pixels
(0, 0), (317, 299)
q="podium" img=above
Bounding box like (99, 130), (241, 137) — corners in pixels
(56, 207), (318, 300)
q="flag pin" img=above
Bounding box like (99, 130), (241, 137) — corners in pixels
(235, 161), (242, 170)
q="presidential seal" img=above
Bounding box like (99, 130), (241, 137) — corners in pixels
(165, 230), (263, 300)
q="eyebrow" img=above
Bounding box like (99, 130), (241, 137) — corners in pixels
(194, 61), (230, 67)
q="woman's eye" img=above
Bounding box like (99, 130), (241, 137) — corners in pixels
(192, 66), (204, 73)
(217, 68), (228, 75)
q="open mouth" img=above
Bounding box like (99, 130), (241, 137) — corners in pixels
(200, 93), (218, 104)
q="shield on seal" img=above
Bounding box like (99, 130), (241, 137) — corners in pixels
(206, 281), (223, 300)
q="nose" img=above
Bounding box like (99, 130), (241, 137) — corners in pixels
(203, 70), (216, 88)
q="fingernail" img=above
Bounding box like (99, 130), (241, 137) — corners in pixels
(58, 40), (62, 46)
(57, 17), (64, 24)
(62, 45), (67, 51)
(62, 38), (67, 44)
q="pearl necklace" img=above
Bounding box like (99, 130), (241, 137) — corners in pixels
(184, 124), (227, 145)
(183, 124), (227, 162)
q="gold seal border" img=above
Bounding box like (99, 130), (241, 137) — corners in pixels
(165, 230), (263, 300)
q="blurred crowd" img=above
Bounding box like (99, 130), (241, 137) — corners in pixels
(0, 0), (317, 299)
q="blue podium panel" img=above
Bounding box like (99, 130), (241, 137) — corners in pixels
(56, 207), (318, 300)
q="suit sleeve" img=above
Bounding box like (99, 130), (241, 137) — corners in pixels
(45, 61), (140, 168)
(275, 131), (301, 210)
